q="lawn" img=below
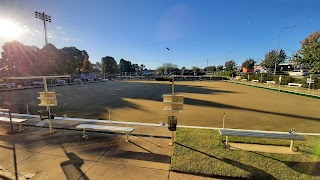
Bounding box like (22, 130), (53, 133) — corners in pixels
(0, 80), (319, 132)
(171, 128), (320, 179)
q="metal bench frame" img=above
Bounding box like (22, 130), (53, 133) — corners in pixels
(76, 124), (135, 142)
(219, 129), (305, 151)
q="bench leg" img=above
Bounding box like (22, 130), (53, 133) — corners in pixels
(125, 132), (130, 142)
(290, 140), (294, 151)
(18, 123), (23, 131)
(82, 129), (88, 139)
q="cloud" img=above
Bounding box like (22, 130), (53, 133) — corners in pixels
(64, 37), (80, 42)
(56, 26), (62, 30)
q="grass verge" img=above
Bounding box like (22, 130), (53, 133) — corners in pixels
(171, 128), (320, 179)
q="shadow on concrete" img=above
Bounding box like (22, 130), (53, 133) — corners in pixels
(184, 97), (320, 121)
(137, 136), (162, 148)
(59, 144), (89, 180)
(175, 142), (275, 179)
(109, 150), (171, 164)
(0, 175), (11, 180)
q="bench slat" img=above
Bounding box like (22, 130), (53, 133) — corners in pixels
(76, 124), (134, 132)
(219, 129), (305, 141)
(0, 117), (28, 123)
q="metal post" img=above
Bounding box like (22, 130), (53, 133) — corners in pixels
(9, 110), (13, 133)
(47, 106), (53, 133)
(108, 108), (111, 120)
(290, 140), (294, 151)
(43, 15), (48, 45)
(26, 105), (29, 114)
(172, 76), (174, 96)
(222, 113), (226, 129)
(226, 136), (229, 146)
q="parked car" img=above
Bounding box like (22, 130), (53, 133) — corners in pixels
(289, 69), (309, 76)
(73, 78), (82, 83)
(33, 81), (44, 86)
(56, 80), (67, 85)
(0, 83), (11, 89)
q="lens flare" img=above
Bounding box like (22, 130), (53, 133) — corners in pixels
(0, 19), (22, 39)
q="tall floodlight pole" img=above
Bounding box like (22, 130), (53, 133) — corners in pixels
(274, 26), (295, 75)
(35, 11), (52, 45)
(165, 47), (170, 75)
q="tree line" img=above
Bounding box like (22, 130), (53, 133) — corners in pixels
(0, 41), (146, 78)
(0, 41), (91, 77)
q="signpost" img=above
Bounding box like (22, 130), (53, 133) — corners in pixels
(6, 75), (70, 133)
(307, 76), (315, 94)
(163, 76), (184, 146)
(279, 75), (282, 92)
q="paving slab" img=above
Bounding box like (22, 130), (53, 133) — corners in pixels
(41, 132), (122, 161)
(99, 135), (172, 170)
(80, 161), (169, 180)
(0, 146), (35, 171)
(7, 153), (94, 180)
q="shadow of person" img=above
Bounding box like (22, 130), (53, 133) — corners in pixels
(59, 144), (89, 180)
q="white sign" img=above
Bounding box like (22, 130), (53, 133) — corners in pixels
(307, 78), (314, 84)
(279, 75), (282, 82)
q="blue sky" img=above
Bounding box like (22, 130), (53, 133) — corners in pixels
(0, 0), (319, 69)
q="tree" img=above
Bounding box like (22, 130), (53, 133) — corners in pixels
(204, 66), (216, 72)
(297, 31), (320, 73)
(61, 47), (87, 74)
(0, 41), (40, 77)
(39, 43), (67, 75)
(261, 49), (286, 69)
(191, 66), (200, 73)
(217, 65), (224, 71)
(140, 64), (145, 71)
(163, 63), (178, 75)
(242, 58), (255, 69)
(155, 63), (178, 75)
(101, 56), (118, 75)
(225, 60), (236, 71)
(119, 59), (135, 72)
(155, 66), (165, 74)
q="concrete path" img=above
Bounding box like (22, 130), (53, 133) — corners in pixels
(0, 122), (217, 180)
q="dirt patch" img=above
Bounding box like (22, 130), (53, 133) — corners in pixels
(228, 142), (300, 154)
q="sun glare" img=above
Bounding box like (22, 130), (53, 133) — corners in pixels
(0, 19), (22, 39)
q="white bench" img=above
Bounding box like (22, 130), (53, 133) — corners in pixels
(241, 79), (247, 81)
(0, 116), (28, 131)
(287, 83), (302, 88)
(219, 129), (305, 151)
(76, 124), (135, 142)
(251, 80), (259, 83)
(265, 81), (276, 84)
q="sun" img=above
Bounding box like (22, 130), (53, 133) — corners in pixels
(0, 19), (22, 39)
